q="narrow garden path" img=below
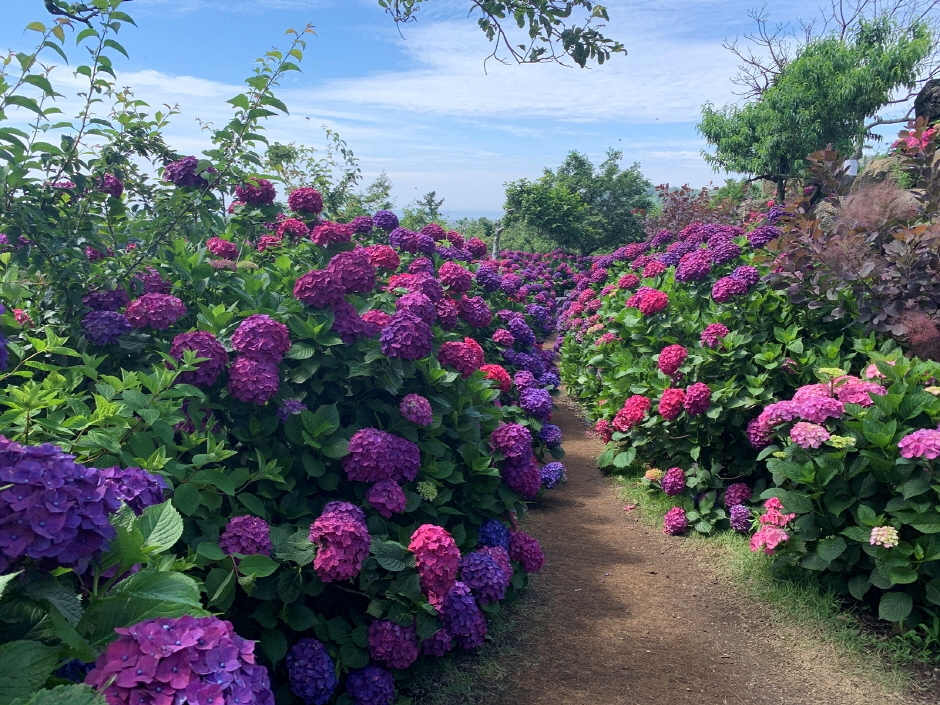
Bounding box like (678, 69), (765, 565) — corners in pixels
(494, 395), (917, 705)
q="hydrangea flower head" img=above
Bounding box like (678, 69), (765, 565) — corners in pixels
(659, 388), (686, 421)
(278, 217), (310, 240)
(683, 382), (712, 416)
(170, 331), (228, 387)
(508, 530), (544, 573)
(364, 244), (400, 271)
(439, 262), (473, 293)
(711, 276), (748, 303)
(477, 519), (511, 550)
(492, 329), (515, 347)
(422, 629), (454, 657)
(538, 424), (563, 448)
(309, 501), (370, 582)
(790, 422), (831, 449)
(85, 615), (274, 705)
(663, 507), (688, 535)
(83, 287), (129, 312)
(372, 210), (399, 232)
(343, 428), (420, 482)
(125, 294), (186, 330)
(235, 178), (276, 205)
(612, 395), (650, 432)
(729, 504), (751, 532)
(796, 396), (844, 423)
(540, 461), (567, 489)
(700, 323), (730, 348)
(870, 526), (900, 549)
(286, 638), (337, 705)
(82, 310), (131, 344)
(346, 665), (395, 705)
(480, 364), (512, 392)
(99, 466), (166, 516)
(458, 296), (493, 327)
(368, 620), (419, 669)
(228, 355), (279, 405)
(460, 550), (510, 604)
(380, 312), (432, 360)
(441, 581), (488, 649)
(294, 268), (345, 308)
(749, 525), (789, 554)
(288, 187), (324, 214)
(163, 156), (215, 187)
(898, 428), (940, 459)
(520, 388), (553, 420)
(724, 483), (752, 508)
(502, 454), (542, 497)
(490, 423), (533, 457)
(409, 524), (461, 596)
(99, 173), (123, 198)
(220, 515), (273, 556)
(366, 479), (407, 518)
(400, 393), (433, 426)
(207, 237), (239, 260)
(661, 467), (686, 496)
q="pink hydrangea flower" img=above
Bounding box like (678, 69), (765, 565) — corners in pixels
(789, 422), (831, 449)
(658, 388), (685, 420)
(898, 428), (940, 459)
(750, 525), (789, 554)
(870, 526), (899, 549)
(663, 507), (688, 535)
(658, 344), (687, 376)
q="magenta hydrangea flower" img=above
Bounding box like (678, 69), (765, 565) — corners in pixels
(85, 615), (274, 705)
(661, 467), (686, 496)
(711, 276), (748, 303)
(658, 388), (685, 420)
(329, 248), (376, 294)
(400, 393), (433, 426)
(746, 417), (773, 449)
(439, 261), (473, 293)
(898, 428), (940, 459)
(294, 268), (345, 308)
(365, 244), (400, 271)
(366, 479), (407, 518)
(396, 291), (436, 324)
(700, 322), (730, 348)
(231, 314), (291, 363)
(125, 293), (186, 329)
(490, 424), (533, 457)
(220, 515), (273, 556)
(638, 288), (669, 315)
(207, 237), (239, 259)
(520, 388), (553, 420)
(467, 237), (488, 258)
(509, 530), (544, 573)
(235, 178), (276, 205)
(288, 187), (324, 214)
(278, 217), (310, 240)
(835, 378), (886, 406)
(796, 396), (844, 423)
(309, 501), (370, 583)
(227, 354), (280, 405)
(724, 482), (752, 508)
(441, 581), (488, 649)
(422, 629), (454, 657)
(492, 329), (515, 346)
(286, 638), (338, 705)
(612, 395), (651, 432)
(346, 665), (395, 705)
(343, 428), (421, 483)
(132, 266), (171, 294)
(99, 173), (123, 198)
(170, 331), (228, 387)
(163, 156), (215, 187)
(790, 421), (831, 449)
(663, 506), (688, 535)
(502, 453), (542, 498)
(683, 382), (712, 416)
(434, 298), (459, 330)
(674, 249), (712, 282)
(409, 524), (461, 597)
(82, 310), (131, 344)
(257, 234), (283, 253)
(458, 296), (493, 327)
(368, 620), (420, 670)
(438, 338), (484, 377)
(331, 300), (380, 344)
(380, 312), (433, 360)
(99, 466), (166, 516)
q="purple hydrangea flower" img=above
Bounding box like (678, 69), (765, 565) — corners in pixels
(538, 424), (562, 448)
(458, 296), (493, 328)
(724, 482), (752, 508)
(99, 466), (167, 516)
(539, 462), (567, 489)
(343, 428), (421, 483)
(309, 501), (370, 583)
(476, 265), (501, 292)
(368, 620), (419, 669)
(477, 519), (510, 550)
(220, 515), (273, 556)
(508, 318), (536, 348)
(460, 550), (510, 604)
(731, 265), (760, 288)
(442, 581), (488, 649)
(421, 629), (454, 657)
(729, 504), (752, 532)
(709, 238), (742, 265)
(661, 467), (686, 496)
(231, 314), (291, 363)
(169, 331), (228, 387)
(400, 394), (433, 426)
(277, 399), (308, 423)
(228, 355), (280, 405)
(366, 479), (407, 518)
(380, 312), (432, 361)
(163, 156), (215, 187)
(373, 210), (400, 232)
(286, 638), (338, 705)
(509, 530), (544, 572)
(501, 274), (522, 295)
(350, 215), (375, 234)
(83, 288), (129, 312)
(395, 292), (436, 325)
(748, 225), (781, 247)
(490, 424), (533, 458)
(125, 293), (186, 329)
(520, 388), (553, 420)
(501, 453), (541, 498)
(82, 310), (131, 344)
(346, 665), (395, 705)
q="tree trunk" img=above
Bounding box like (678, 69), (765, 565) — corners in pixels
(491, 219), (503, 259)
(776, 178), (786, 204)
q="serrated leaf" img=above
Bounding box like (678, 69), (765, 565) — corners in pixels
(0, 641), (61, 705)
(878, 591), (913, 622)
(138, 501), (183, 553)
(10, 683), (106, 705)
(239, 554), (278, 578)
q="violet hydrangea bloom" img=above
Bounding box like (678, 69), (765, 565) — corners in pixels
(330, 248), (376, 295)
(368, 620), (419, 669)
(163, 155), (215, 187)
(99, 173), (123, 198)
(539, 461), (567, 489)
(294, 268), (345, 308)
(476, 265), (501, 292)
(277, 399), (308, 423)
(731, 265), (760, 288)
(501, 273), (522, 295)
(351, 215), (375, 234)
(99, 466), (166, 516)
(422, 629), (454, 657)
(366, 479), (407, 518)
(228, 355), (280, 405)
(235, 178), (276, 205)
(82, 310), (131, 344)
(309, 501), (370, 583)
(373, 210), (399, 232)
(457, 296), (493, 327)
(343, 428), (420, 483)
(231, 314), (291, 363)
(724, 482), (752, 508)
(683, 382), (712, 416)
(520, 388), (553, 420)
(729, 504), (752, 532)
(85, 615), (274, 705)
(439, 261), (473, 293)
(332, 300), (379, 344)
(700, 322), (730, 348)
(286, 638), (338, 705)
(477, 519), (510, 550)
(83, 287), (129, 312)
(508, 317), (536, 348)
(380, 312), (432, 361)
(396, 291), (436, 324)
(132, 266), (172, 294)
(508, 530), (544, 573)
(538, 423), (562, 447)
(660, 467), (686, 496)
(460, 550), (510, 604)
(502, 454), (541, 498)
(441, 581), (488, 649)
(220, 515), (273, 556)
(288, 187), (324, 214)
(400, 393), (433, 426)
(490, 423), (533, 458)
(492, 329), (515, 347)
(125, 293), (186, 330)
(346, 665), (395, 705)
(170, 330), (228, 387)
(711, 276), (748, 303)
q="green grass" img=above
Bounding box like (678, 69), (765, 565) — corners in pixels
(614, 474), (939, 698)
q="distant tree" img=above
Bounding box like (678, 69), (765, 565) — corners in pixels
(343, 172), (395, 218)
(503, 149), (653, 255)
(699, 15), (933, 201)
(379, 1), (624, 67)
(401, 191), (445, 230)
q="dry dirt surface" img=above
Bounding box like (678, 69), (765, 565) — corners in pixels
(493, 396), (928, 705)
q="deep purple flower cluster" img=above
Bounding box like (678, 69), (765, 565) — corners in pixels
(508, 318), (536, 348)
(0, 438), (120, 573)
(441, 581), (488, 649)
(502, 454), (541, 497)
(650, 229), (674, 248)
(539, 461), (567, 489)
(747, 224), (781, 247)
(231, 314), (291, 362)
(731, 265), (760, 288)
(490, 423), (532, 457)
(309, 501), (370, 582)
(477, 519), (511, 549)
(331, 248), (376, 294)
(724, 482), (752, 508)
(133, 267), (172, 294)
(460, 550), (510, 604)
(661, 467), (686, 495)
(476, 265), (501, 292)
(99, 174), (124, 198)
(380, 312), (433, 360)
(509, 530), (544, 572)
(366, 479), (407, 518)
(125, 293), (186, 330)
(458, 296), (493, 327)
(663, 507), (688, 535)
(520, 388), (553, 420)
(711, 276), (749, 303)
(538, 423), (562, 447)
(400, 393), (433, 426)
(373, 210), (399, 231)
(288, 187), (324, 214)
(346, 665), (395, 705)
(82, 310), (131, 344)
(410, 524), (460, 597)
(235, 178), (276, 205)
(286, 638), (338, 705)
(729, 505), (752, 532)
(163, 156), (215, 187)
(83, 288), (129, 312)
(99, 466), (166, 516)
(277, 399), (308, 423)
(228, 355), (280, 405)
(332, 301), (379, 344)
(85, 615), (274, 705)
(396, 292), (436, 324)
(709, 238), (741, 265)
(343, 428), (420, 483)
(368, 620), (419, 669)
(170, 331), (228, 387)
(220, 515), (273, 556)
(501, 273), (522, 295)
(674, 250), (712, 282)
(422, 629), (454, 657)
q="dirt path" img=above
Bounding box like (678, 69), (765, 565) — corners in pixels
(494, 396), (920, 705)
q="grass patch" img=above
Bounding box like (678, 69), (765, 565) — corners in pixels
(614, 473), (940, 699)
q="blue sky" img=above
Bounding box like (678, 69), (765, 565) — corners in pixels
(0, 0), (911, 218)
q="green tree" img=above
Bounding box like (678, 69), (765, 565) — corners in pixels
(380, 1), (624, 67)
(401, 190), (445, 230)
(700, 15), (934, 201)
(504, 149), (652, 255)
(343, 172), (395, 218)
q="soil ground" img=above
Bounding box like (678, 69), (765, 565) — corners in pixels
(489, 396), (934, 705)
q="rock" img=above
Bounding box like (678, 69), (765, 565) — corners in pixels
(850, 156), (902, 193)
(813, 200), (840, 233)
(914, 79), (940, 125)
